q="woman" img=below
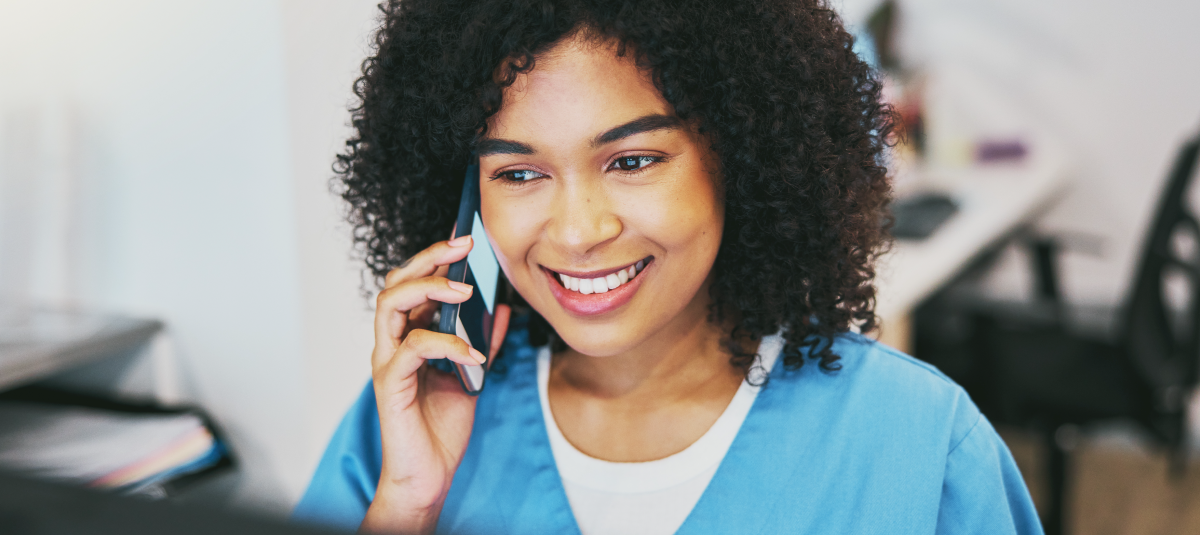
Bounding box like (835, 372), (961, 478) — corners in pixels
(294, 0), (1042, 534)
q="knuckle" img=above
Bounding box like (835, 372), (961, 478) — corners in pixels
(453, 333), (470, 349)
(370, 347), (394, 373)
(384, 267), (405, 286)
(402, 328), (462, 357)
(400, 328), (429, 349)
(375, 279), (428, 310)
(375, 287), (398, 311)
(370, 355), (387, 375)
(449, 335), (470, 355)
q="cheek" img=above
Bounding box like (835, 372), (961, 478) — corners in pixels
(624, 169), (723, 256)
(480, 192), (541, 281)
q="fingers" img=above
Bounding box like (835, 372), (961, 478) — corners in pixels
(374, 277), (473, 357)
(403, 300), (440, 338)
(488, 304), (511, 362)
(399, 264), (449, 336)
(376, 329), (486, 386)
(384, 236), (472, 289)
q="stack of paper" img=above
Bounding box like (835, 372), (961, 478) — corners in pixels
(0, 401), (224, 493)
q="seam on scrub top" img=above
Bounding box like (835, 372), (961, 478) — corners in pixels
(946, 412), (983, 456)
(849, 331), (961, 387)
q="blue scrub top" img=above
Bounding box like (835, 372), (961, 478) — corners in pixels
(293, 327), (1043, 534)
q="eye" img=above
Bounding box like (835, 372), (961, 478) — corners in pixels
(610, 156), (662, 172)
(492, 169), (547, 183)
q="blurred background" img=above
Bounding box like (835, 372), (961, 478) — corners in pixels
(0, 1), (1197, 533)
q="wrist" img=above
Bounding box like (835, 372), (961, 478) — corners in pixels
(361, 480), (446, 535)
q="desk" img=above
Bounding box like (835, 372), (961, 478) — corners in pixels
(872, 153), (1073, 352)
(0, 308), (163, 392)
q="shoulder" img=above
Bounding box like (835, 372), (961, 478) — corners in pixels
(827, 331), (962, 392)
(834, 331), (972, 405)
(771, 332), (983, 453)
(710, 333), (1036, 533)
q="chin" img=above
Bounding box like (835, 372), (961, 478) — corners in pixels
(551, 321), (649, 357)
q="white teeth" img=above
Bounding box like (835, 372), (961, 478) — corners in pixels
(605, 273), (621, 289)
(556, 259), (646, 295)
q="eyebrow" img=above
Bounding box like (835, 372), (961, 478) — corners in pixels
(475, 138), (535, 156)
(592, 114), (682, 147)
(474, 114), (682, 156)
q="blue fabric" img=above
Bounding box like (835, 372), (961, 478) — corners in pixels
(293, 329), (1043, 534)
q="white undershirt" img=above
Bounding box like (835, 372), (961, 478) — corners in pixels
(537, 335), (782, 535)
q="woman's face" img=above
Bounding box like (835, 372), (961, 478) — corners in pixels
(479, 37), (723, 357)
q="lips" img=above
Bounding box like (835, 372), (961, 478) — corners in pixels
(542, 257), (653, 316)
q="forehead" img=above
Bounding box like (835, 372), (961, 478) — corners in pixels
(488, 37), (673, 140)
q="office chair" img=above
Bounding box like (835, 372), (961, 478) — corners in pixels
(915, 130), (1200, 535)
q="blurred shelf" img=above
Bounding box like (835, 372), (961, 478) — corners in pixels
(0, 307), (163, 392)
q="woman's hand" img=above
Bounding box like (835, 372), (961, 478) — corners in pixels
(360, 235), (511, 535)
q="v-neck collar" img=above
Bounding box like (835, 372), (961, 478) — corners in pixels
(673, 353), (802, 534)
(440, 333), (800, 535)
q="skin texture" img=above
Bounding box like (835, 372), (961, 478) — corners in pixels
(479, 37), (742, 462)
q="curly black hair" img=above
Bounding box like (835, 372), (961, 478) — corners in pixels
(337, 0), (895, 372)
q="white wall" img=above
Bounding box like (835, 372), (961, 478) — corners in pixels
(0, 0), (383, 512)
(0, 0), (309, 512)
(279, 0), (381, 504)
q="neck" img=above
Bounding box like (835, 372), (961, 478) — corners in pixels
(553, 281), (738, 400)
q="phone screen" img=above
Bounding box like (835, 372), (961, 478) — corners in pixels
(431, 156), (502, 394)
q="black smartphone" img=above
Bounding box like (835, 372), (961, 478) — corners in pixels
(430, 155), (503, 394)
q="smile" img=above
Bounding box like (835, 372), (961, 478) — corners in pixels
(551, 258), (648, 294)
(541, 257), (654, 316)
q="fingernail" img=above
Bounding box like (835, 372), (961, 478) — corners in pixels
(448, 281), (473, 294)
(448, 235), (472, 247)
(469, 347), (487, 365)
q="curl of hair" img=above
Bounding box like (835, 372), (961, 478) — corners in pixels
(337, 0), (895, 374)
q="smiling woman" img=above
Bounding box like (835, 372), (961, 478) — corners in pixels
(479, 41), (723, 362)
(292, 1), (1043, 534)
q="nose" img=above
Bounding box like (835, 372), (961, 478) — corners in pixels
(546, 176), (622, 258)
